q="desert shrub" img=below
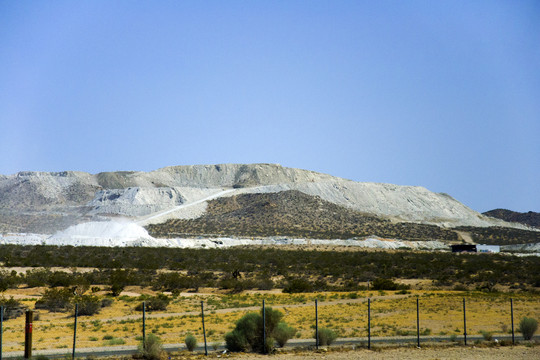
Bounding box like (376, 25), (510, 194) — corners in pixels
(109, 283), (124, 297)
(137, 334), (164, 360)
(155, 273), (196, 291)
(273, 322), (296, 347)
(0, 296), (24, 319)
(101, 298), (114, 308)
(135, 294), (170, 312)
(480, 330), (493, 341)
(371, 278), (409, 291)
(75, 295), (101, 316)
(104, 337), (125, 345)
(24, 269), (50, 287)
(218, 277), (256, 293)
(225, 328), (249, 352)
(316, 328), (338, 346)
(47, 271), (74, 287)
(255, 277), (274, 290)
(283, 278), (313, 293)
(224, 307), (290, 353)
(185, 333), (197, 351)
(518, 317), (538, 340)
(35, 288), (73, 312)
(0, 270), (20, 292)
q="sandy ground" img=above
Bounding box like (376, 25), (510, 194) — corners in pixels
(214, 345), (539, 360)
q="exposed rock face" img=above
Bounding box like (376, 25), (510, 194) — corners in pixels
(88, 187), (185, 216)
(0, 163), (527, 235)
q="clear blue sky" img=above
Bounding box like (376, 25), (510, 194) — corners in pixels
(1, 1), (539, 213)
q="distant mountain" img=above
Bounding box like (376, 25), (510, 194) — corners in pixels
(483, 209), (540, 229)
(1, 164), (536, 246)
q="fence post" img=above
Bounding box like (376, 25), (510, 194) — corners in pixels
(510, 298), (515, 345)
(315, 299), (319, 349)
(201, 301), (208, 356)
(72, 303), (78, 360)
(368, 298), (371, 350)
(416, 297), (420, 348)
(463, 298), (467, 346)
(24, 310), (33, 359)
(1, 305), (3, 360)
(142, 301), (146, 349)
(262, 299), (266, 354)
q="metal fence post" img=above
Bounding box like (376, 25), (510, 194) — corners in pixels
(201, 301), (208, 356)
(72, 303), (78, 360)
(314, 299), (319, 349)
(142, 301), (146, 349)
(1, 305), (3, 360)
(262, 299), (266, 353)
(511, 298), (515, 345)
(463, 298), (467, 346)
(368, 298), (371, 350)
(416, 297), (420, 348)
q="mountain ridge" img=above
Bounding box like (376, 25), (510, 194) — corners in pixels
(0, 163), (530, 236)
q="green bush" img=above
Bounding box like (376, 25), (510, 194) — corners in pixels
(518, 317), (538, 340)
(0, 296), (24, 319)
(225, 328), (249, 352)
(35, 288), (73, 312)
(283, 278), (313, 293)
(135, 294), (170, 312)
(137, 334), (164, 360)
(316, 328), (338, 346)
(75, 295), (101, 316)
(480, 330), (493, 341)
(109, 283), (124, 297)
(224, 307), (291, 353)
(185, 333), (197, 351)
(273, 322), (296, 347)
(101, 298), (114, 308)
(371, 278), (409, 291)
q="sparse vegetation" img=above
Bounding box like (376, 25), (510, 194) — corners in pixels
(137, 334), (164, 360)
(35, 288), (74, 312)
(518, 317), (538, 340)
(316, 328), (338, 346)
(135, 294), (170, 312)
(184, 333), (197, 351)
(147, 191), (460, 241)
(1, 245), (539, 290)
(225, 307), (292, 353)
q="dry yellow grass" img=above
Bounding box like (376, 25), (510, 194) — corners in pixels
(1, 289), (539, 353)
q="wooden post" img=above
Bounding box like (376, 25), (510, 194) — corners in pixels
(201, 301), (208, 356)
(24, 310), (33, 359)
(315, 299), (319, 349)
(463, 298), (467, 346)
(72, 303), (78, 360)
(511, 298), (515, 345)
(368, 298), (371, 350)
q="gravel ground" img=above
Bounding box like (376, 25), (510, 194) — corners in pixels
(220, 345), (539, 360)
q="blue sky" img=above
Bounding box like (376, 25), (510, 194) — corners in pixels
(1, 1), (539, 213)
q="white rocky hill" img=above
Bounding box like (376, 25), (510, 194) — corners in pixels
(0, 164), (526, 242)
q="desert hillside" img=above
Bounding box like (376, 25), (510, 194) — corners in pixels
(0, 164), (536, 246)
(483, 208), (540, 228)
